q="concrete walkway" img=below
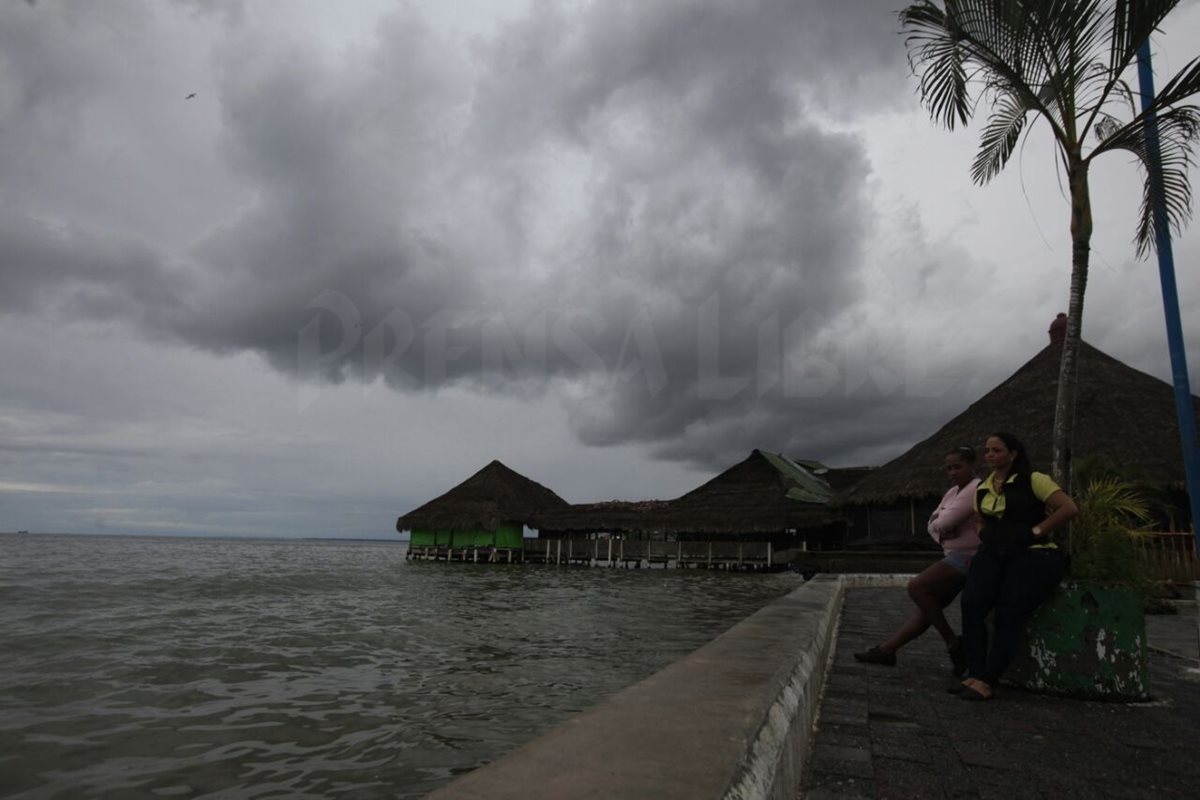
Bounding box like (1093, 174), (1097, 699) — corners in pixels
(802, 588), (1200, 799)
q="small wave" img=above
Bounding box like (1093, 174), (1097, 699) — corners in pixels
(0, 535), (797, 798)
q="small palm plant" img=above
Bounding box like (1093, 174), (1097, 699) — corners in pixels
(1069, 477), (1154, 589)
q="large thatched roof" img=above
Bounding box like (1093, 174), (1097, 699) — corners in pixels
(533, 449), (842, 535)
(396, 460), (568, 532)
(839, 337), (1200, 505)
(530, 500), (673, 534)
(664, 449), (843, 533)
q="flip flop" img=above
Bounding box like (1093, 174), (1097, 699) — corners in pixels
(959, 681), (993, 701)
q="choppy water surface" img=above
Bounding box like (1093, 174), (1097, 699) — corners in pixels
(0, 534), (801, 798)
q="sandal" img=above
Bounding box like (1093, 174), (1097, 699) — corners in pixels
(853, 645), (896, 666)
(958, 679), (994, 701)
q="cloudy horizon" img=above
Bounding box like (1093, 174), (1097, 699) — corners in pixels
(3, 0), (1200, 538)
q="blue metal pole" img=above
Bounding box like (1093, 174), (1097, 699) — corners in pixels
(1137, 41), (1200, 552)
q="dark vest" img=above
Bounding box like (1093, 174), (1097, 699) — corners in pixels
(976, 473), (1043, 552)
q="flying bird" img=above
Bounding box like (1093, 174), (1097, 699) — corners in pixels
(185, 93), (197, 100)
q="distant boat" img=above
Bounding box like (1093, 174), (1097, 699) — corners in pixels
(16, 530), (29, 535)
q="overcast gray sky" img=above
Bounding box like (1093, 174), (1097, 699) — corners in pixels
(3, 0), (1200, 538)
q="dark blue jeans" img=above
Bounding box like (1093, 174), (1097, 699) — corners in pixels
(960, 545), (1068, 685)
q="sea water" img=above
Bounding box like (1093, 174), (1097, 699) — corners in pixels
(0, 534), (801, 799)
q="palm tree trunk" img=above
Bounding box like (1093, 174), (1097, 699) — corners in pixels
(1051, 160), (1093, 489)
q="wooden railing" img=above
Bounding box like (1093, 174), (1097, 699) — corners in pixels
(1136, 531), (1200, 583)
(520, 536), (774, 569)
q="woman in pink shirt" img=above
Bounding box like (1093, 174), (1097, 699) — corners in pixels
(854, 445), (981, 675)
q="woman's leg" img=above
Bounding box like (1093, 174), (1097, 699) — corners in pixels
(981, 548), (1068, 686)
(906, 559), (967, 648)
(876, 560), (965, 653)
(878, 610), (930, 655)
(959, 546), (1005, 679)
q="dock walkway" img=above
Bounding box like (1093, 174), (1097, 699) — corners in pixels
(803, 587), (1200, 799)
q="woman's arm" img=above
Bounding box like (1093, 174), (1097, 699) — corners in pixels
(928, 482), (978, 540)
(1033, 490), (1079, 537)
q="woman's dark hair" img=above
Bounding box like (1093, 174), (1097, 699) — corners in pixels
(987, 431), (1032, 476)
(946, 445), (976, 463)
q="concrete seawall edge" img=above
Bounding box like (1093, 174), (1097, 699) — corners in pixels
(425, 574), (913, 800)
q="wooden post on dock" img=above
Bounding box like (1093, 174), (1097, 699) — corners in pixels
(607, 537), (613, 567)
(767, 541), (772, 568)
(556, 539), (562, 565)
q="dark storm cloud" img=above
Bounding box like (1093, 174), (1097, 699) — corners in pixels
(470, 0), (909, 146)
(1, 0), (984, 471)
(0, 209), (190, 325)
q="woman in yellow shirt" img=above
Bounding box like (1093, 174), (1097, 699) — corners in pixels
(957, 432), (1078, 701)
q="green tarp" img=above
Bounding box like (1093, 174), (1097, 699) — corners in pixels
(761, 451), (834, 504)
(410, 523), (523, 549)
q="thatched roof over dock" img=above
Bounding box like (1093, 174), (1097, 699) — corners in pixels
(396, 460), (568, 532)
(533, 449), (842, 535)
(839, 332), (1200, 506)
(531, 499), (672, 534)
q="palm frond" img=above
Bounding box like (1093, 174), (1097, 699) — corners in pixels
(901, 1), (973, 128)
(1137, 55), (1200, 120)
(972, 94), (1032, 183)
(1094, 111), (1122, 142)
(1042, 0), (1108, 96)
(1092, 106), (1200, 255)
(901, 1), (1068, 142)
(1075, 59), (1132, 127)
(1109, 0), (1182, 74)
(1109, 75), (1140, 118)
(1082, 41), (1198, 158)
(1076, 477), (1154, 527)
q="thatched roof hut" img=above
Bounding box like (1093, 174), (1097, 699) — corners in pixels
(530, 499), (672, 535)
(662, 449), (842, 534)
(396, 460), (568, 533)
(840, 319), (1200, 507)
(534, 450), (842, 537)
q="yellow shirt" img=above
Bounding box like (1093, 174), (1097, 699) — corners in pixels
(974, 471), (1063, 549)
(974, 471), (1062, 517)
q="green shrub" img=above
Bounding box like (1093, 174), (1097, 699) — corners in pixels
(1068, 478), (1153, 593)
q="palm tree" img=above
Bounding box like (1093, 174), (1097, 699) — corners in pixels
(899, 0), (1200, 486)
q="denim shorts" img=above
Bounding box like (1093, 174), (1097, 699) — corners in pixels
(943, 551), (973, 575)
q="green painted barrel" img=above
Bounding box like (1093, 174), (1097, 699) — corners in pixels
(1006, 582), (1149, 701)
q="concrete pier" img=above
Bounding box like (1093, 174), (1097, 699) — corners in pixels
(426, 576), (886, 800)
(804, 586), (1200, 797)
(424, 578), (1200, 798)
